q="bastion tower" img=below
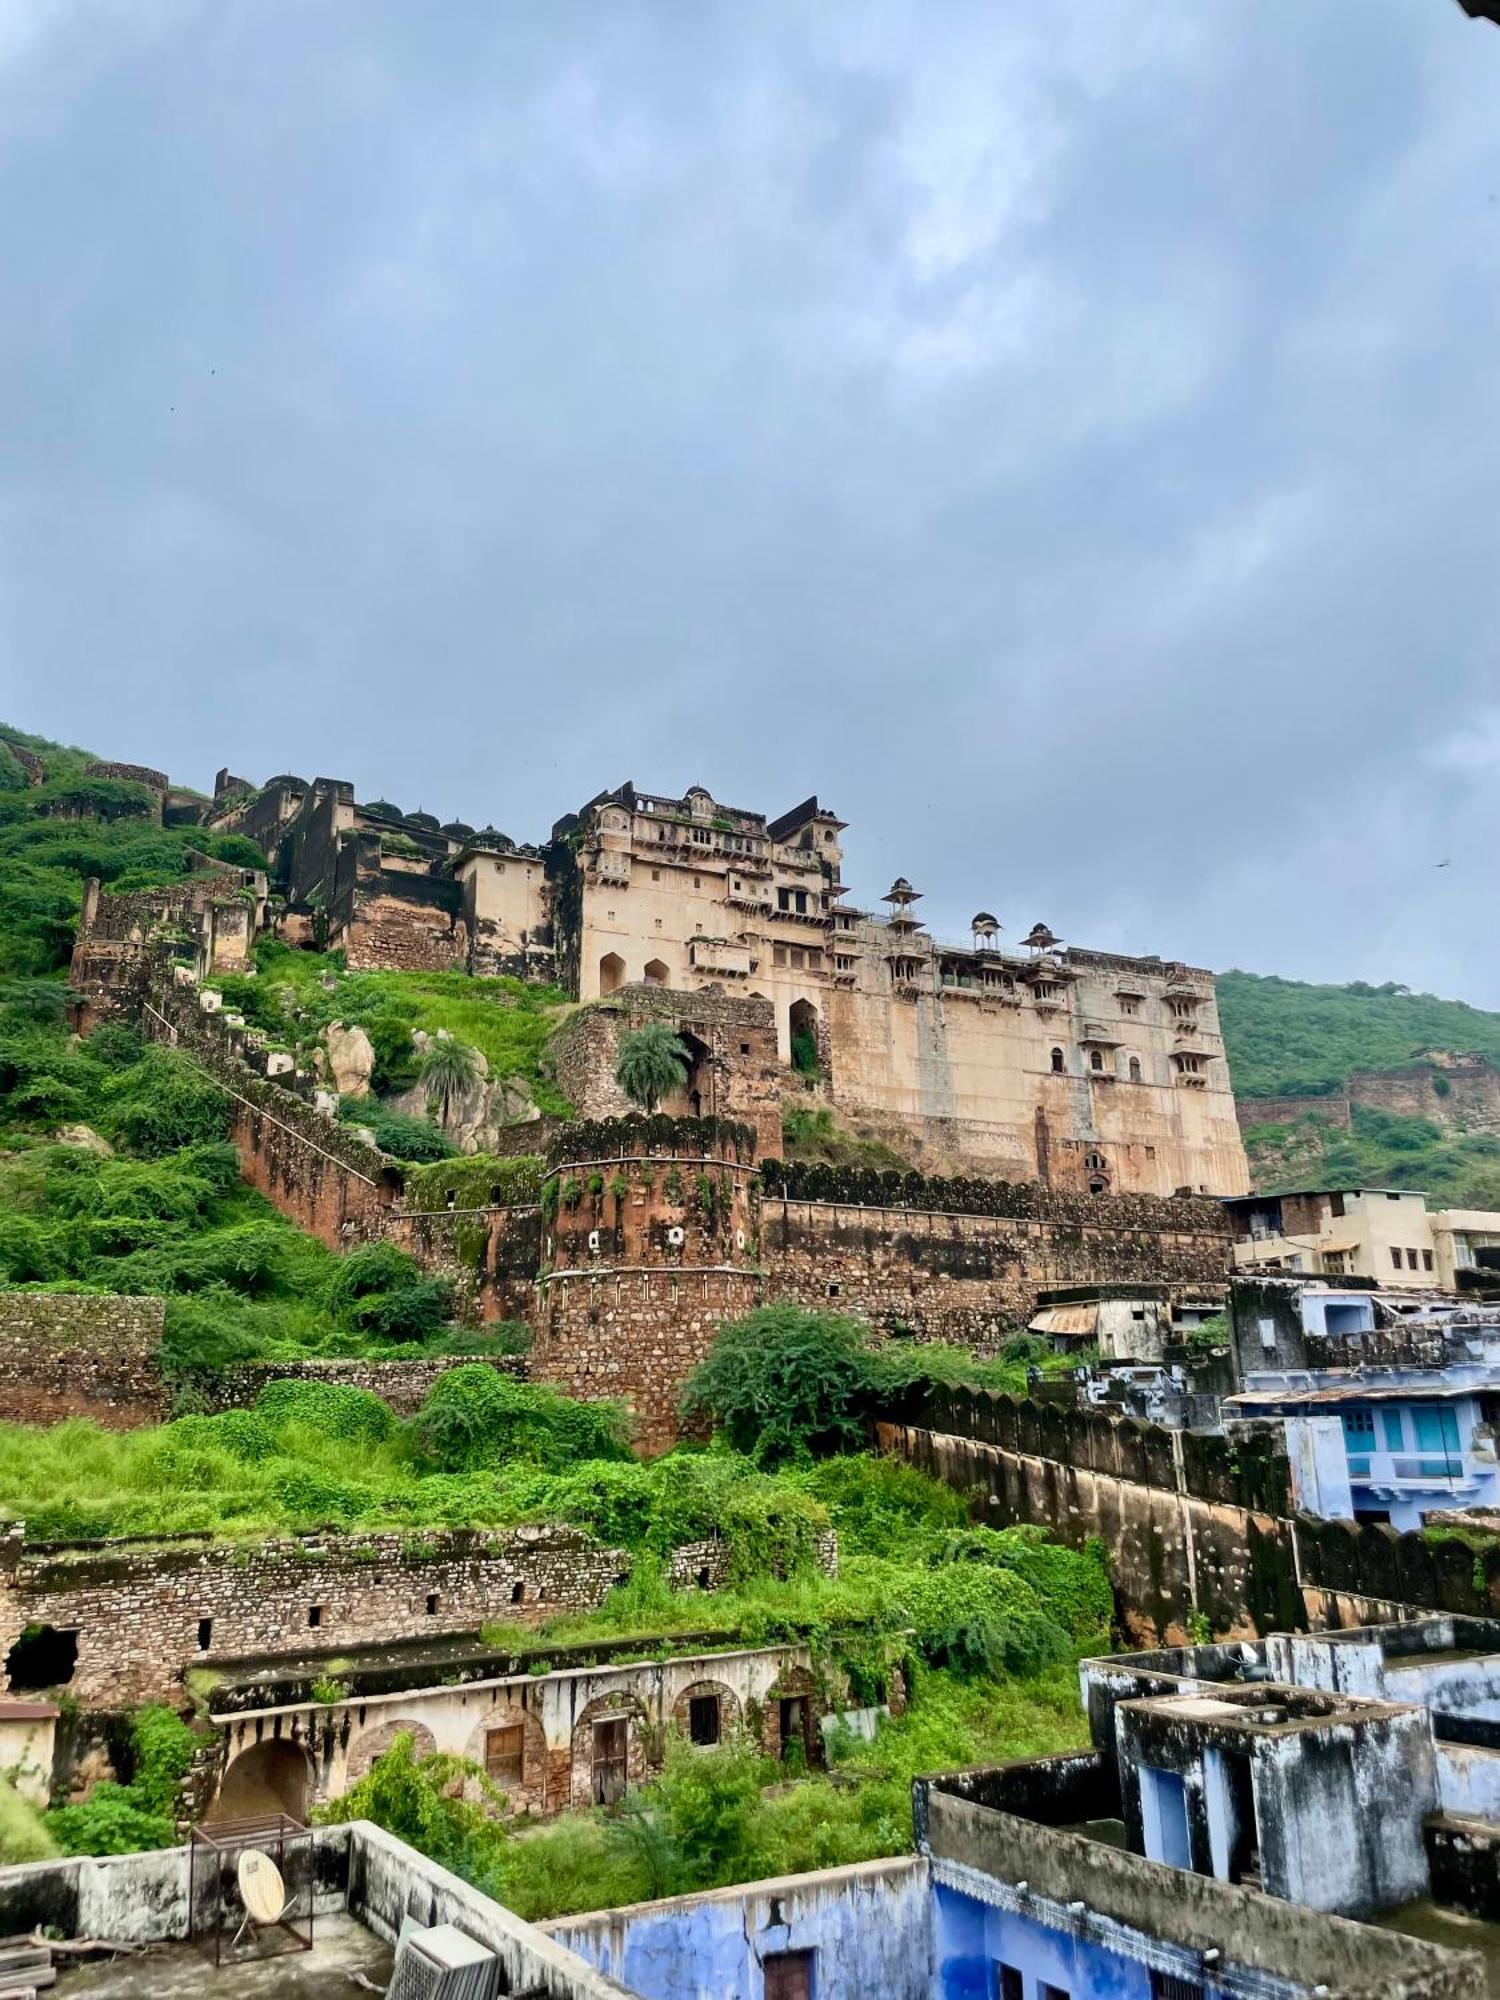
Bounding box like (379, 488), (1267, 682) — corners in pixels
(530, 1115), (764, 1453)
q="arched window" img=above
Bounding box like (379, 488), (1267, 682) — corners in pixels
(1089, 1049), (1104, 1073)
(1084, 1150), (1108, 1172)
(1128, 1056), (1143, 1084)
(1050, 1048), (1065, 1074)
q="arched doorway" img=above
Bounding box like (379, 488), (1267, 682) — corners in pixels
(599, 953), (626, 996)
(660, 1031), (712, 1119)
(643, 959), (670, 989)
(788, 999), (819, 1075)
(212, 1738), (312, 1823)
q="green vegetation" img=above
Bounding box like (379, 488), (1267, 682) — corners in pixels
(779, 1101), (912, 1172)
(0, 1064), (487, 1376)
(324, 1669), (1085, 1922)
(44, 1705), (197, 1856)
(417, 1036), (480, 1121)
(1219, 971), (1500, 1207)
(614, 1023), (689, 1115)
(0, 1781), (58, 1865)
(213, 938), (573, 1123)
(0, 723), (262, 981)
(1219, 969), (1500, 1098)
(681, 1304), (1070, 1465)
(0, 1370), (638, 1539)
(1242, 1103), (1500, 1211)
(315, 1412), (1109, 1922)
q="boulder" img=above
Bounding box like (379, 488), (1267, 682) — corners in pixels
(390, 1034), (538, 1154)
(321, 1021), (376, 1099)
(53, 1124), (114, 1156)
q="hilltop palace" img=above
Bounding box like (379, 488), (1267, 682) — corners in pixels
(208, 770), (1249, 1200)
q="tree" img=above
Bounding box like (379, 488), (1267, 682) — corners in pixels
(615, 1023), (689, 1115)
(681, 1305), (876, 1465)
(418, 1036), (479, 1123)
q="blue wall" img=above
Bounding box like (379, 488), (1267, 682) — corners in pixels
(933, 1880), (1220, 2000)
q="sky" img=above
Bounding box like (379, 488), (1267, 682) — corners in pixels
(3, 1), (1499, 1004)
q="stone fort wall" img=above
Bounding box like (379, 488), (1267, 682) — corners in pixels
(878, 1389), (1500, 1644)
(0, 1524), (634, 1709)
(761, 1185), (1230, 1354)
(0, 1294), (169, 1428)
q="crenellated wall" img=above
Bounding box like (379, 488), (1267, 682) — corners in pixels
(761, 1186), (1231, 1353)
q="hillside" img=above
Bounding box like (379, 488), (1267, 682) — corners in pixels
(0, 721), (534, 1375)
(1219, 970), (1500, 1207)
(1217, 970), (1500, 1099)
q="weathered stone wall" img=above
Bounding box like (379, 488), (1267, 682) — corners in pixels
(0, 1294), (169, 1428)
(345, 872), (468, 973)
(211, 1639), (817, 1822)
(1236, 1092), (1352, 1132)
(548, 988), (784, 1161)
(878, 1396), (1500, 1641)
(0, 1525), (634, 1708)
(878, 1420), (1302, 1645)
(142, 975), (399, 1250)
(1352, 1056), (1500, 1128)
(82, 760), (168, 795)
(762, 1187), (1232, 1351)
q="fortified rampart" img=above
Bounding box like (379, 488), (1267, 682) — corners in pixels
(531, 1116), (764, 1452)
(1237, 1055), (1500, 1138)
(878, 1386), (1500, 1644)
(760, 1167), (1230, 1352)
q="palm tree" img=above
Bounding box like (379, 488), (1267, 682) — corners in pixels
(615, 1024), (689, 1115)
(418, 1036), (479, 1123)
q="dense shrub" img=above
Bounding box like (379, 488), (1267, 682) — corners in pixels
(411, 1365), (628, 1472)
(681, 1306), (875, 1465)
(44, 1706), (196, 1856)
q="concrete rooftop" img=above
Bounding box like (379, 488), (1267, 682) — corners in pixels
(54, 1911), (392, 1999)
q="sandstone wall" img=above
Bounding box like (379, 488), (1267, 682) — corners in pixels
(1236, 1093), (1352, 1133)
(0, 1294), (169, 1428)
(548, 988), (783, 1162)
(533, 1116), (763, 1452)
(182, 1354), (527, 1416)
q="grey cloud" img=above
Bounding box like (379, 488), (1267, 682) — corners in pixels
(2, 0), (1498, 1000)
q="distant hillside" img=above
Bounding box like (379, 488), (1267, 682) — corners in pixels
(1217, 970), (1500, 1100)
(1220, 971), (1500, 1208)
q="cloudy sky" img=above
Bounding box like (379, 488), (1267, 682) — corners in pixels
(3, 1), (1499, 1003)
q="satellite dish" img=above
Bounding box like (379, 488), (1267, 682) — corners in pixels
(238, 1849), (287, 1925)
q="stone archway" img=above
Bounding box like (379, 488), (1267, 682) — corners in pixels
(670, 1679), (742, 1748)
(212, 1736), (314, 1823)
(600, 953), (626, 996)
(643, 959), (670, 989)
(765, 1666), (822, 1768)
(570, 1693), (650, 1809)
(788, 998), (819, 1075)
(343, 1719), (437, 1790)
